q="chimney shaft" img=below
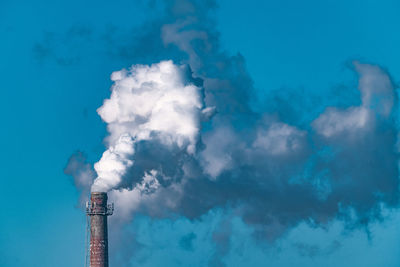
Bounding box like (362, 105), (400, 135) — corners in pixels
(86, 192), (113, 267)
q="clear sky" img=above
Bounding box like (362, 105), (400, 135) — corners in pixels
(1, 0), (400, 266)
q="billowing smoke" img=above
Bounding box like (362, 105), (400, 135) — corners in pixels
(66, 0), (399, 242)
(91, 60), (214, 193)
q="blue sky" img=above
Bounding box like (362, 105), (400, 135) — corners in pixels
(1, 0), (400, 266)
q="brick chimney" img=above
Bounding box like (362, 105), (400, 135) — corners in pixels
(86, 192), (113, 267)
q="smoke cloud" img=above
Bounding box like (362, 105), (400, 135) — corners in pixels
(91, 60), (213, 193)
(66, 0), (399, 244)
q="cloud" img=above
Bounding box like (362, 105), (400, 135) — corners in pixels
(355, 61), (395, 117)
(199, 127), (237, 178)
(313, 106), (370, 137)
(84, 0), (399, 236)
(253, 122), (306, 155)
(65, 0), (400, 263)
(313, 61), (395, 138)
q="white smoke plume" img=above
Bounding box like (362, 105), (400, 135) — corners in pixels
(64, 1), (400, 255)
(92, 60), (213, 193)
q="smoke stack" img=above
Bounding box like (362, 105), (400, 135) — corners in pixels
(86, 192), (113, 267)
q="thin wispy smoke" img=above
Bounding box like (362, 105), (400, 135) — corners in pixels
(64, 151), (95, 206)
(65, 0), (399, 249)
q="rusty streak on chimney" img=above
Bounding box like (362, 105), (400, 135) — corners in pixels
(86, 192), (113, 267)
